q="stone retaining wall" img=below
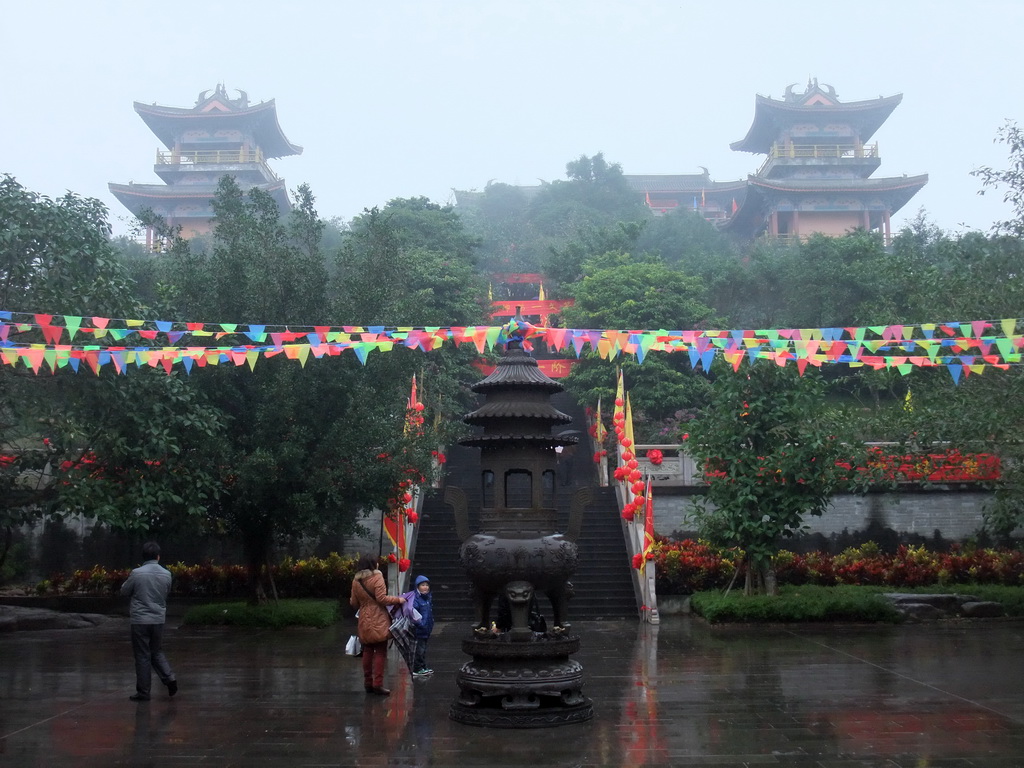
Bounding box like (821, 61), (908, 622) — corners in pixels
(653, 486), (1014, 549)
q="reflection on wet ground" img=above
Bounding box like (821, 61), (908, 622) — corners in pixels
(2, 614), (1024, 766)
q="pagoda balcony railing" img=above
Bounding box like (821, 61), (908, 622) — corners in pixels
(757, 142), (879, 175)
(155, 149), (280, 180)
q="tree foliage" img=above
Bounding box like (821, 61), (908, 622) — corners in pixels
(559, 253), (717, 429)
(686, 363), (869, 595)
(0, 177), (224, 577)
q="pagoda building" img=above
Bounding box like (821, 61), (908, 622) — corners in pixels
(723, 79), (927, 242)
(109, 85), (301, 245)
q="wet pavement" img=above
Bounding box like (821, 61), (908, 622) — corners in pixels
(2, 614), (1024, 767)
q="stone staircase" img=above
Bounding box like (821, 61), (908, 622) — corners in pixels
(410, 394), (637, 623)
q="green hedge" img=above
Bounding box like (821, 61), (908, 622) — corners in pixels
(691, 585), (902, 624)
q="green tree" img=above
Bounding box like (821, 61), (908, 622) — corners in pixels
(973, 120), (1024, 238)
(559, 254), (718, 428)
(337, 199), (488, 422)
(0, 176), (223, 573)
(156, 184), (484, 600)
(686, 362), (867, 595)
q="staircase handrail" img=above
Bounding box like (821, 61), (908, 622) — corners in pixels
(602, 435), (660, 624)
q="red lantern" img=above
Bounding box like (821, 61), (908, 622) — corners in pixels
(613, 466), (629, 482)
(387, 553), (398, 563)
(627, 459), (639, 470)
(634, 495), (646, 508)
(398, 558), (411, 572)
(631, 553), (643, 569)
(621, 508), (635, 521)
(628, 469), (642, 483)
(593, 452), (603, 464)
(647, 449), (664, 466)
(615, 398), (624, 407)
(406, 510), (418, 524)
(402, 492), (413, 503)
(414, 403), (425, 412)
(622, 438), (633, 448)
(621, 450), (634, 462)
(631, 481), (645, 495)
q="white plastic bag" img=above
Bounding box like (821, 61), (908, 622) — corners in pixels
(345, 634), (362, 656)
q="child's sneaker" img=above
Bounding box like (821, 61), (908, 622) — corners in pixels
(413, 669), (430, 677)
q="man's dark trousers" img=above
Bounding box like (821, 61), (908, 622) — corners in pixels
(131, 623), (174, 697)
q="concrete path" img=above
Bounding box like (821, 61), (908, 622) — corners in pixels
(2, 614), (1023, 766)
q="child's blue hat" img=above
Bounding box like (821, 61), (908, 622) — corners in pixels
(415, 575), (430, 586)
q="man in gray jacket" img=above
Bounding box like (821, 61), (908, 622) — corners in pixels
(120, 541), (178, 701)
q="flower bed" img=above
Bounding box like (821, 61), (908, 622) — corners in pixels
(653, 538), (1024, 594)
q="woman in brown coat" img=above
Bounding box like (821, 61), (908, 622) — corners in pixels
(349, 554), (406, 695)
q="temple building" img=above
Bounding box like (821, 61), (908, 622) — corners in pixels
(626, 168), (748, 222)
(458, 80), (927, 244)
(109, 85), (301, 245)
(721, 79), (927, 242)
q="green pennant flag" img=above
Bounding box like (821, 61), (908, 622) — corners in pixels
(63, 315), (82, 341)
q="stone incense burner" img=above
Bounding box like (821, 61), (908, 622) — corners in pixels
(446, 327), (593, 728)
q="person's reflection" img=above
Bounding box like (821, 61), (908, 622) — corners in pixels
(384, 696), (432, 767)
(129, 700), (177, 762)
(357, 672), (410, 768)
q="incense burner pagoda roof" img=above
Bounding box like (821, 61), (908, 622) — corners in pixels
(731, 85), (903, 154)
(471, 347), (565, 395)
(460, 434), (579, 448)
(464, 400), (573, 424)
(134, 99), (302, 158)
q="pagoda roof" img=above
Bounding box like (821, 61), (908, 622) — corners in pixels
(731, 81), (903, 154)
(747, 174), (928, 200)
(723, 174), (929, 235)
(134, 90), (302, 158)
(108, 180), (290, 214)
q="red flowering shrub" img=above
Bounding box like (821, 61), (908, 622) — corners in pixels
(652, 538), (742, 594)
(652, 538), (1024, 595)
(37, 554), (359, 599)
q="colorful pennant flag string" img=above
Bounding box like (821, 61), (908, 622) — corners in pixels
(3, 310), (1023, 380)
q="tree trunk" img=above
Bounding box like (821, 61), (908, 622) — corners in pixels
(244, 532), (270, 605)
(0, 525), (12, 573)
(743, 554), (779, 596)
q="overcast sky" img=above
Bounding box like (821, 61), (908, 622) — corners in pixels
(3, 1), (1022, 239)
